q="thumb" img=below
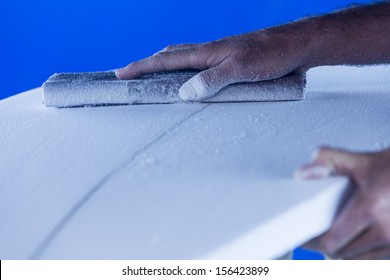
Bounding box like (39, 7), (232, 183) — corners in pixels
(179, 62), (239, 101)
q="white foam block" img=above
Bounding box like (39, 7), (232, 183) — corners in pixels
(1, 66), (390, 260)
(42, 71), (306, 107)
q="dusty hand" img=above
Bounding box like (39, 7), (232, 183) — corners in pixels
(115, 25), (311, 101)
(295, 147), (390, 259)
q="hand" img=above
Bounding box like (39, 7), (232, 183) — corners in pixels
(116, 24), (312, 101)
(115, 3), (390, 102)
(295, 147), (390, 259)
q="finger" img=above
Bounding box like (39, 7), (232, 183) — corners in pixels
(157, 44), (199, 53)
(312, 146), (371, 180)
(294, 147), (364, 180)
(294, 163), (333, 180)
(304, 193), (370, 255)
(334, 227), (385, 259)
(115, 47), (208, 79)
(350, 246), (390, 260)
(179, 60), (246, 101)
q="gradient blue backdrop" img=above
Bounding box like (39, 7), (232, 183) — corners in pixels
(0, 0), (375, 259)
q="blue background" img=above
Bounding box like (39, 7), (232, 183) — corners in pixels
(0, 0), (375, 100)
(0, 0), (374, 259)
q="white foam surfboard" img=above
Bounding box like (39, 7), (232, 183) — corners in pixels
(1, 65), (389, 259)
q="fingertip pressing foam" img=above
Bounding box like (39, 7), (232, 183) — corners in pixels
(42, 70), (306, 108)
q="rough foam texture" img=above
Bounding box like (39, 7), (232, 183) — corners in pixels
(42, 71), (306, 107)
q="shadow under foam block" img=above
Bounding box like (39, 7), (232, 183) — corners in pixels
(42, 71), (306, 107)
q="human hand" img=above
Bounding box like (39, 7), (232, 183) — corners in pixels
(295, 147), (390, 259)
(116, 3), (390, 102)
(115, 24), (312, 101)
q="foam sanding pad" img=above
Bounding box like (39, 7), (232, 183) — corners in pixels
(42, 70), (306, 107)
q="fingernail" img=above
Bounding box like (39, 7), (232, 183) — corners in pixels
(294, 164), (333, 180)
(179, 76), (214, 101)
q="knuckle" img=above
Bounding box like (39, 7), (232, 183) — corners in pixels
(163, 44), (176, 51)
(151, 52), (168, 64)
(152, 52), (165, 59)
(148, 52), (170, 71)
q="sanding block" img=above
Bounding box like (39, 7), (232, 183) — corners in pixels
(42, 70), (306, 107)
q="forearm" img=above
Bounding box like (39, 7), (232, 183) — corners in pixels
(299, 2), (390, 68)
